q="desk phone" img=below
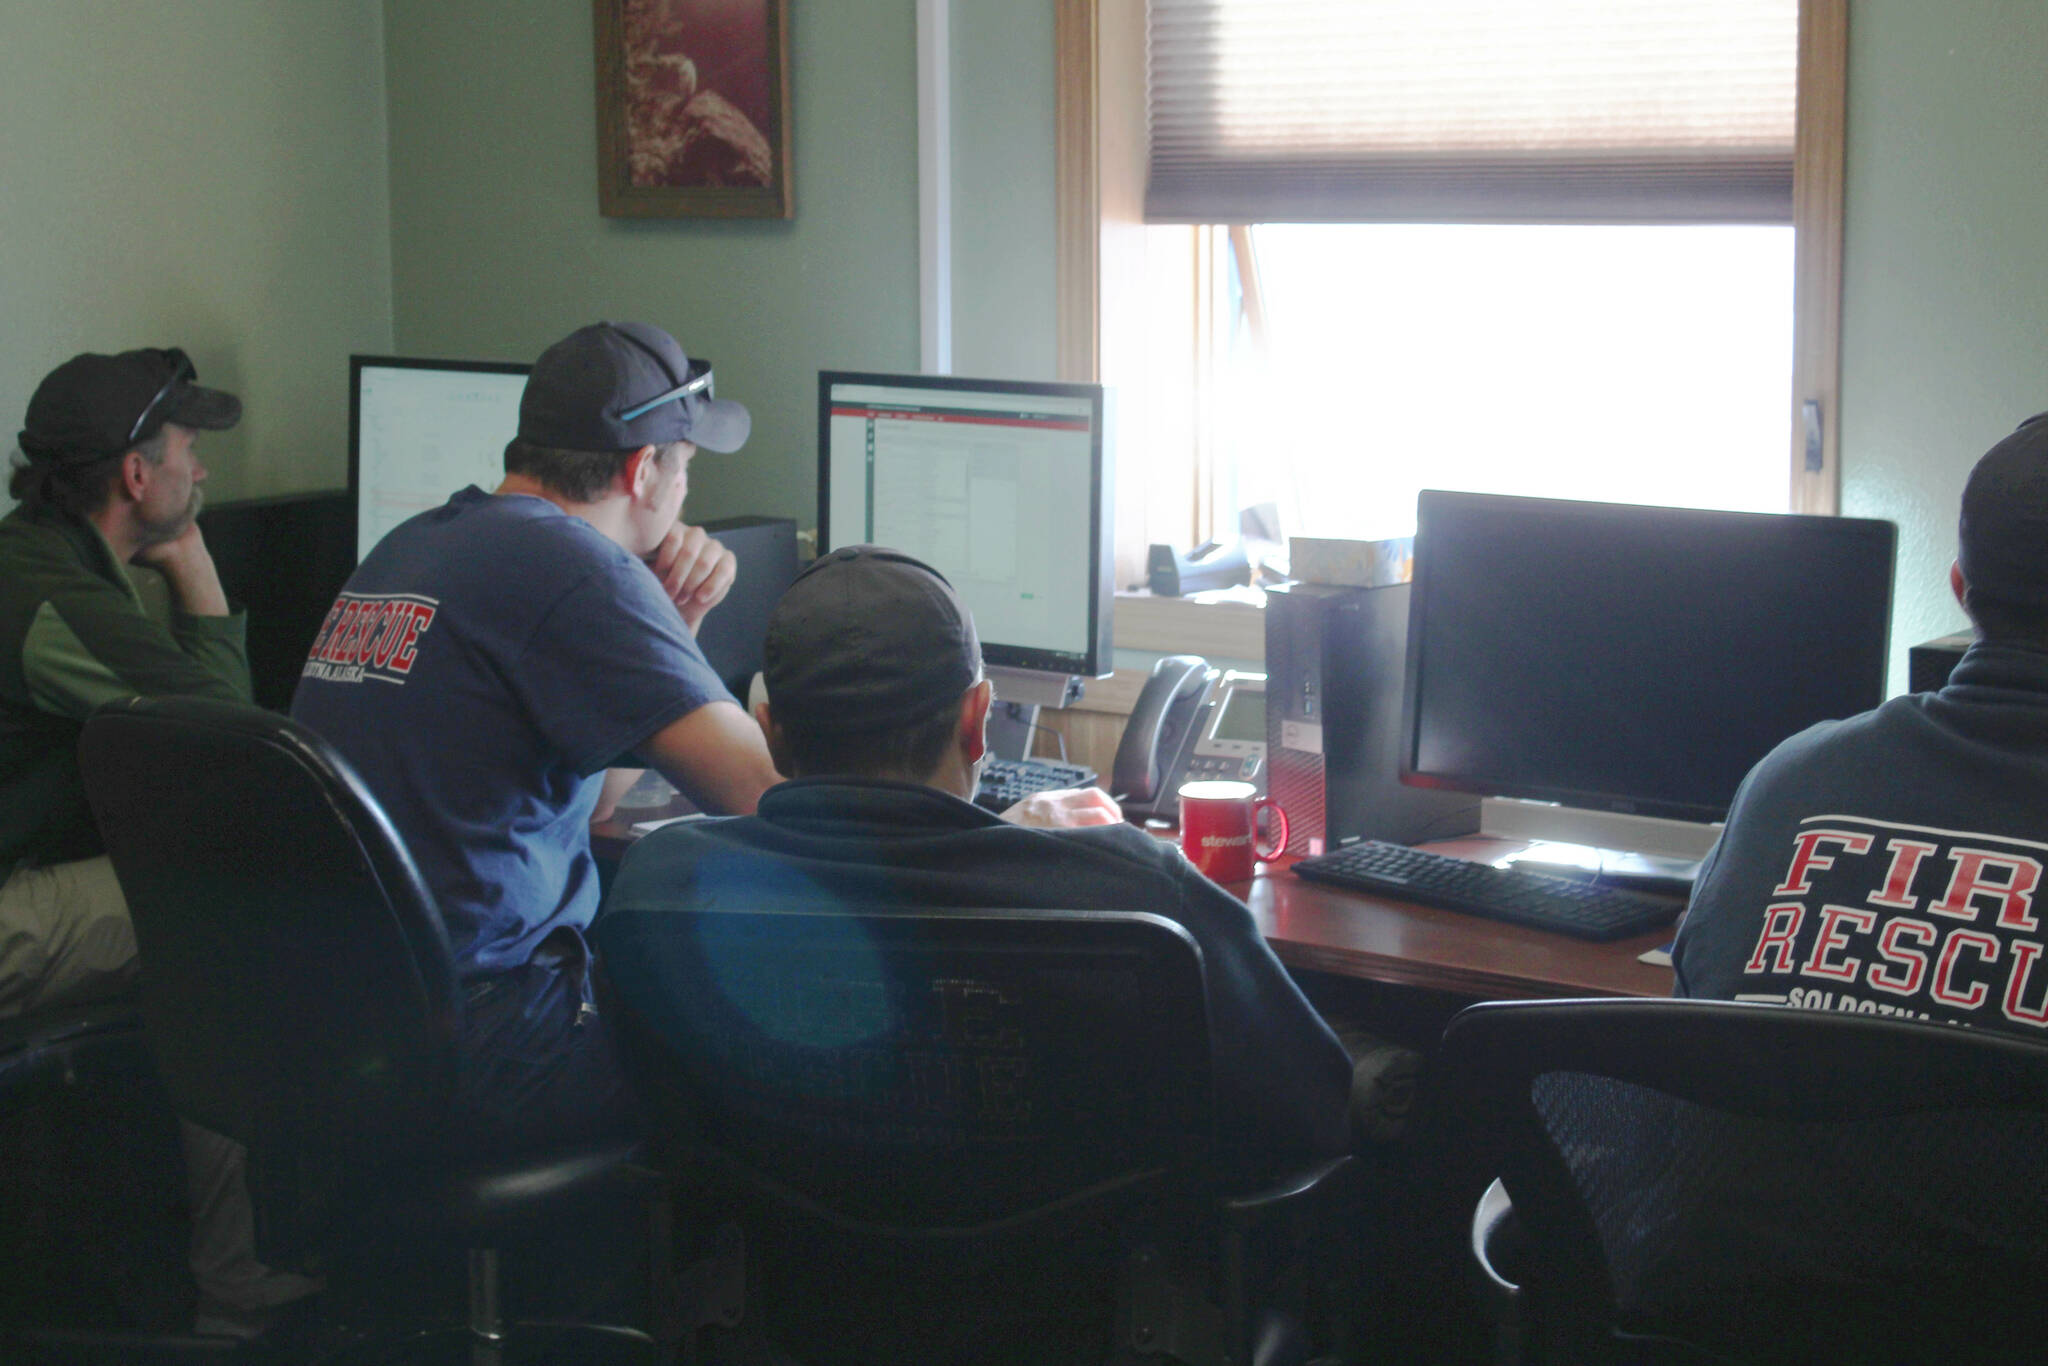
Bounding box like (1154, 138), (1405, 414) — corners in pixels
(1182, 671), (1266, 786)
(1114, 657), (1267, 822)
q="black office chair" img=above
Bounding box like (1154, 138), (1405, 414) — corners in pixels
(1430, 997), (2048, 1366)
(593, 904), (1356, 1366)
(77, 696), (655, 1364)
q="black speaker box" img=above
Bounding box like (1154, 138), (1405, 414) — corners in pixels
(1265, 581), (1476, 855)
(1908, 632), (1971, 694)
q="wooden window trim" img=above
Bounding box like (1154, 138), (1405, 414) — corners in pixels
(1788, 0), (1847, 515)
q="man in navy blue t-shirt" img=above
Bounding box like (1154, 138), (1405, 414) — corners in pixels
(294, 321), (782, 1151)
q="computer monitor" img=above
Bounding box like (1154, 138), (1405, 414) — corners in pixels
(691, 515), (802, 697)
(1400, 490), (1896, 843)
(816, 371), (1113, 678)
(349, 356), (528, 561)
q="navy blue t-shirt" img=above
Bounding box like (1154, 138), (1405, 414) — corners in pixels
(292, 487), (732, 977)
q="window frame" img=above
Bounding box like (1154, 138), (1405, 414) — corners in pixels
(1055, 0), (1848, 592)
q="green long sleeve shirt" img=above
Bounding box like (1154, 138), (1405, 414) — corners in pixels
(0, 503), (251, 868)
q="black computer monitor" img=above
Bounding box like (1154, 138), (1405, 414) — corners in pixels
(816, 371), (1114, 678)
(349, 355), (528, 562)
(1400, 490), (1897, 825)
(691, 515), (801, 697)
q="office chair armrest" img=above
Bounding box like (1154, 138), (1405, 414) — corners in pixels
(1216, 1157), (1358, 1366)
(1223, 1154), (1358, 1230)
(1470, 1178), (1522, 1308)
(0, 999), (143, 1066)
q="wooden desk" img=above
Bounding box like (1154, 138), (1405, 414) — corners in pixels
(1237, 838), (1674, 1001)
(593, 812), (1674, 1002)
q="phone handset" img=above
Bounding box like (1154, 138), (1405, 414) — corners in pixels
(1112, 654), (1217, 817)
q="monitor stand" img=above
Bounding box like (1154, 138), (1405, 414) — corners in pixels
(984, 666), (1088, 764)
(1479, 797), (1720, 893)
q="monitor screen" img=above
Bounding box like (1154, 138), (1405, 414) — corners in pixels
(350, 356), (528, 561)
(817, 372), (1113, 676)
(1401, 490), (1897, 824)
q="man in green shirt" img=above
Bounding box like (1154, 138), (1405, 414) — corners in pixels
(3, 347), (319, 1337)
(2, 345), (251, 1017)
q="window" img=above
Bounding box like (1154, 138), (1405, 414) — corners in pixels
(1197, 220), (1796, 542)
(1057, 0), (1846, 587)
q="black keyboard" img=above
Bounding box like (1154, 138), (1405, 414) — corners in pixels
(975, 757), (1100, 812)
(1293, 840), (1679, 941)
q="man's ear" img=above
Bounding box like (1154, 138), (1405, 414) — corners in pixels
(117, 448), (151, 504)
(957, 678), (994, 763)
(1951, 559), (1969, 608)
(621, 444), (661, 502)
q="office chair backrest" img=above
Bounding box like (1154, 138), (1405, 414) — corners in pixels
(79, 696), (460, 1161)
(1437, 997), (2048, 1364)
(596, 905), (1215, 1230)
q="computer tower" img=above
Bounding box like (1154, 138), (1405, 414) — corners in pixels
(1265, 580), (1476, 855)
(695, 515), (801, 698)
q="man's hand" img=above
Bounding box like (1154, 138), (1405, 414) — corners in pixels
(1001, 786), (1125, 829)
(134, 521), (230, 617)
(647, 523), (736, 634)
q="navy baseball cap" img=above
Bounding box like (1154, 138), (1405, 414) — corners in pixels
(764, 546), (984, 732)
(19, 347), (241, 464)
(1959, 412), (2048, 605)
(517, 321), (750, 454)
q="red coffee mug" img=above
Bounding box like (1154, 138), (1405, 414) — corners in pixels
(1178, 780), (1289, 884)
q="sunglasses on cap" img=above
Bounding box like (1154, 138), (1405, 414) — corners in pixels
(128, 348), (196, 446)
(617, 354), (715, 423)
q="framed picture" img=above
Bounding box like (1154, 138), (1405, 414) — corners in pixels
(594, 0), (793, 219)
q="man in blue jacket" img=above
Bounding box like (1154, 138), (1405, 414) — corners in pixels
(1675, 413), (2048, 1038)
(603, 545), (1355, 1178)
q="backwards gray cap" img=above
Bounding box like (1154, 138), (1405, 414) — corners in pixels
(518, 321), (750, 454)
(1958, 412), (2048, 605)
(764, 546), (983, 732)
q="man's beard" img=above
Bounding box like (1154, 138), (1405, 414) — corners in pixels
(135, 487), (203, 551)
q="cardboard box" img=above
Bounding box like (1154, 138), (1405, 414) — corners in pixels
(1288, 536), (1414, 589)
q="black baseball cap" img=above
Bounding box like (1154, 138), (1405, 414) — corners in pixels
(18, 347), (241, 464)
(518, 321), (750, 454)
(1958, 412), (2048, 605)
(764, 546), (983, 732)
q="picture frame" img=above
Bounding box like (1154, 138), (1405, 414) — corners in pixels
(594, 0), (793, 219)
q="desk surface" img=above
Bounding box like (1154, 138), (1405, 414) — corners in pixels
(593, 810), (1674, 1002)
(1240, 837), (1674, 1000)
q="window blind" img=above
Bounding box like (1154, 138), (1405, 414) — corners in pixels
(1146, 0), (1798, 225)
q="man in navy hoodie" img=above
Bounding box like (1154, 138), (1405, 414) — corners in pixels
(603, 545), (1355, 1180)
(1675, 413), (2048, 1039)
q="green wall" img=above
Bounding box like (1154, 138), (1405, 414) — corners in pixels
(1837, 0), (2048, 685)
(382, 0), (927, 528)
(0, 1), (393, 503)
(382, 0), (1059, 526)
